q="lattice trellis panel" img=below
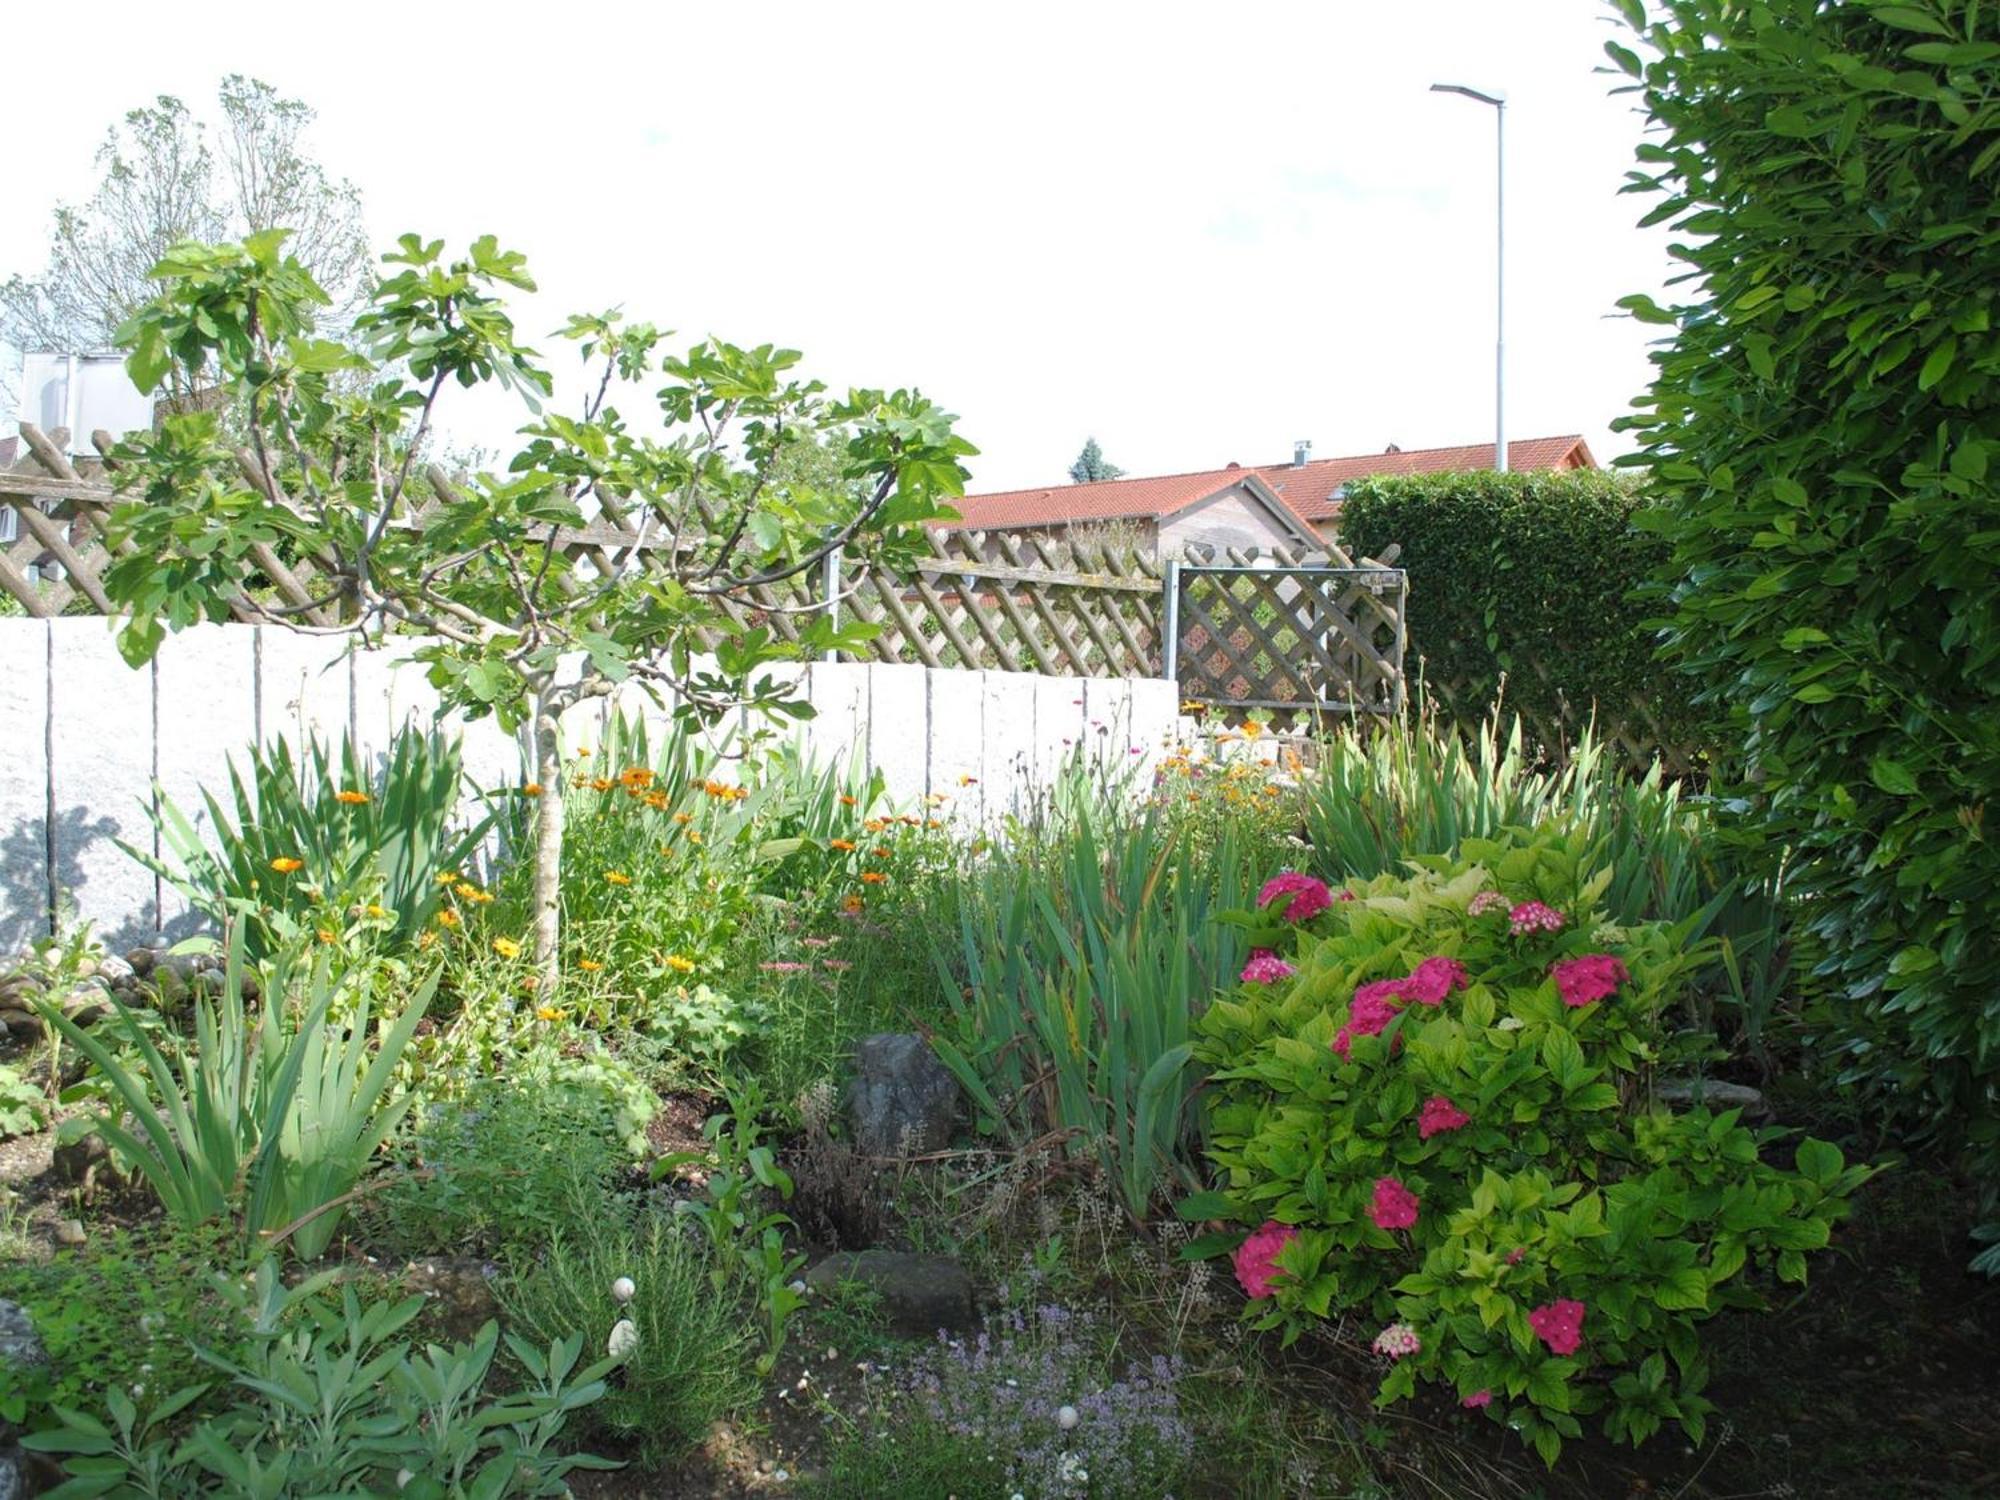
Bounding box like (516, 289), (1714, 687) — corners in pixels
(1169, 562), (1408, 721)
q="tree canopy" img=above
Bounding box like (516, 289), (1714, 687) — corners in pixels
(1068, 436), (1125, 484)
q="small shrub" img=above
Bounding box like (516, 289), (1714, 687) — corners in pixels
(0, 1222), (249, 1440)
(496, 1206), (758, 1461)
(25, 1256), (616, 1497)
(1188, 829), (1874, 1465)
(369, 1066), (628, 1259)
(814, 1305), (1194, 1500)
(0, 1061), (46, 1139)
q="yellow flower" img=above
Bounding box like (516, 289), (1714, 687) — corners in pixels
(590, 777), (614, 793)
(864, 818), (888, 833)
(437, 909), (461, 929)
(493, 937), (521, 959)
(576, 747), (592, 757)
(521, 782), (544, 797)
(1241, 719), (1265, 740)
(436, 871), (462, 885)
(828, 838), (858, 852)
(270, 856), (304, 874)
(840, 894), (865, 915)
(688, 831), (704, 845)
(673, 811), (694, 825)
(620, 767), (655, 789)
(365, 903), (389, 920)
(665, 954), (695, 974)
(957, 774), (978, 787)
(925, 819), (943, 830)
(417, 929), (439, 950)
(605, 870), (632, 886)
(334, 789), (370, 805)
(316, 928), (337, 944)
(577, 959), (604, 973)
(644, 792), (669, 810)
(535, 1005), (565, 1022)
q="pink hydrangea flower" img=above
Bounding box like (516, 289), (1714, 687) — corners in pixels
(1370, 1321), (1422, 1359)
(1550, 953), (1630, 1008)
(1232, 1220), (1297, 1299)
(1417, 1095), (1471, 1140)
(1468, 890), (1507, 917)
(1369, 1176), (1421, 1231)
(1508, 900), (1567, 936)
(1401, 956), (1469, 1006)
(1333, 989), (1402, 1059)
(1461, 1388), (1493, 1409)
(1505, 1246), (1527, 1266)
(1528, 1298), (1587, 1355)
(1256, 871), (1334, 923)
(1240, 949), (1296, 985)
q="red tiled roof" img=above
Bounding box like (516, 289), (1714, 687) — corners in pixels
(943, 435), (1595, 532)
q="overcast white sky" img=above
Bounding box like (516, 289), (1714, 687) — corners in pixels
(6, 1), (1671, 492)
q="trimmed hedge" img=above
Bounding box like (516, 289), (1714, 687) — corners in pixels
(1338, 470), (1704, 760)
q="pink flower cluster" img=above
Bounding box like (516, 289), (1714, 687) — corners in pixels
(1370, 1321), (1422, 1359)
(1231, 1220), (1297, 1299)
(1468, 890), (1508, 917)
(1461, 1388), (1493, 1409)
(1369, 1176), (1421, 1231)
(1528, 1298), (1587, 1355)
(1508, 900), (1567, 935)
(1550, 953), (1630, 1008)
(1240, 949), (1296, 985)
(1417, 1094), (1471, 1140)
(1256, 871), (1334, 923)
(1332, 957), (1469, 1058)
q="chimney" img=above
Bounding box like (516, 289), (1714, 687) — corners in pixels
(1293, 439), (1312, 468)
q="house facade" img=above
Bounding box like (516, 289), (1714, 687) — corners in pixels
(942, 435), (1599, 555)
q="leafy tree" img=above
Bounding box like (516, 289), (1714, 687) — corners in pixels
(1, 77), (367, 405)
(1610, 0), (2000, 1261)
(1068, 436), (1125, 484)
(106, 229), (973, 985)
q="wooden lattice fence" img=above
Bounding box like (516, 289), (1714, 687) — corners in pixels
(1, 424), (1426, 713)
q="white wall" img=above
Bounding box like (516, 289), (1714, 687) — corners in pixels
(0, 620), (1178, 952)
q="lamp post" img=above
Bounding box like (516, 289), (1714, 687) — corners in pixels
(1431, 82), (1507, 473)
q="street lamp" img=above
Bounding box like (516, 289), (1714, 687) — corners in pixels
(1431, 82), (1507, 473)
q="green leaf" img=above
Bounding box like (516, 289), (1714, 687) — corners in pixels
(1918, 335), (1957, 390)
(1872, 5), (1953, 37)
(1869, 758), (1919, 795)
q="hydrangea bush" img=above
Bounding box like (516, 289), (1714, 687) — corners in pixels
(1186, 830), (1875, 1465)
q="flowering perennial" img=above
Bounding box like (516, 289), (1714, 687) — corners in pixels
(1256, 871), (1334, 923)
(1550, 953), (1630, 1008)
(1417, 1095), (1471, 1140)
(1369, 1177), (1420, 1232)
(1239, 950), (1296, 985)
(1508, 900), (1567, 936)
(1370, 1322), (1422, 1359)
(1231, 1220), (1297, 1299)
(1528, 1299), (1587, 1356)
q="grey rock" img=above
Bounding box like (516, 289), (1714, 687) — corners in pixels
(845, 1033), (960, 1158)
(59, 990), (112, 1027)
(1657, 1078), (1769, 1115)
(95, 955), (134, 984)
(0, 1300), (47, 1375)
(0, 1011), (41, 1042)
(124, 947), (157, 979)
(51, 1130), (108, 1186)
(804, 1250), (975, 1335)
(53, 1219), (86, 1247)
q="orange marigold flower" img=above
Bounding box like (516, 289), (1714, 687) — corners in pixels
(860, 871), (888, 885)
(872, 846), (892, 858)
(576, 747), (592, 757)
(520, 975), (540, 992)
(270, 856), (304, 874)
(620, 767), (655, 789)
(925, 819), (943, 830)
(864, 818), (888, 832)
(492, 937), (522, 959)
(417, 929), (439, 949)
(645, 792), (669, 810)
(605, 870), (632, 886)
(839, 794), (858, 807)
(590, 777), (613, 793)
(840, 894), (865, 914)
(334, 789), (370, 805)
(828, 838), (858, 852)
(437, 909), (461, 928)
(316, 928), (337, 944)
(673, 811), (695, 825)
(521, 782), (544, 797)
(665, 954), (695, 974)
(577, 959), (604, 973)
(688, 831), (704, 845)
